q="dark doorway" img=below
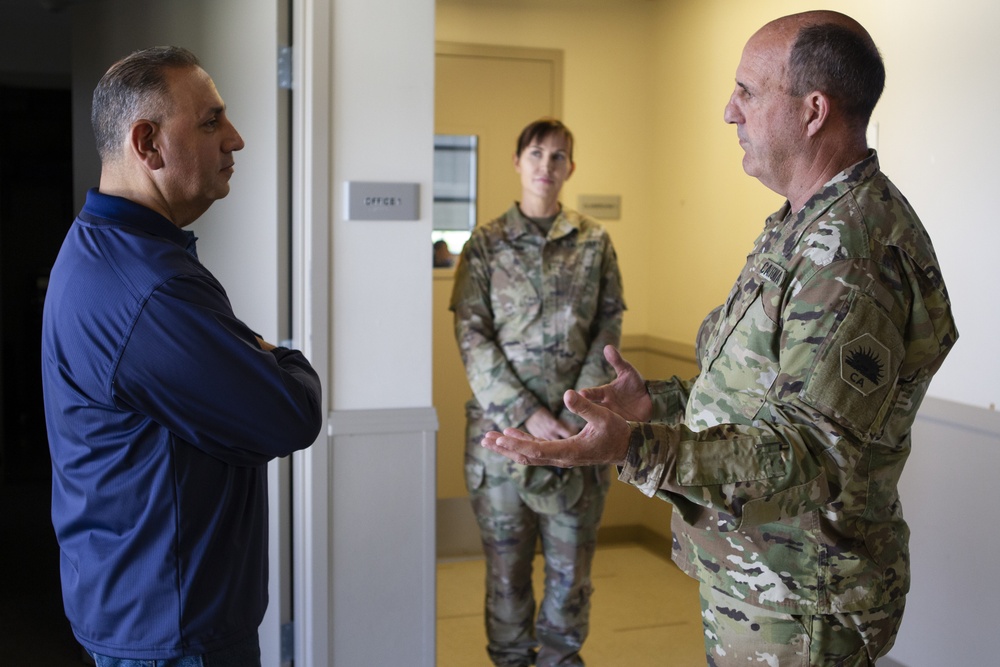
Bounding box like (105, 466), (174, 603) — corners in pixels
(0, 85), (84, 665)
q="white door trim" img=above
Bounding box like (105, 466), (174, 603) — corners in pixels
(291, 0), (332, 665)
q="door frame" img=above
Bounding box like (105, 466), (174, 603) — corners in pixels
(290, 0), (332, 665)
(435, 41), (564, 122)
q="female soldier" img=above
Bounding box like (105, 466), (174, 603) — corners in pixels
(450, 118), (625, 667)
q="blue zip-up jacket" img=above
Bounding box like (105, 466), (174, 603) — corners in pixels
(41, 189), (323, 659)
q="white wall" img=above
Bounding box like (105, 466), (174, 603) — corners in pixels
(894, 398), (1000, 667)
(858, 0), (998, 410)
(329, 0), (435, 410)
(68, 0), (284, 341)
(323, 0), (437, 664)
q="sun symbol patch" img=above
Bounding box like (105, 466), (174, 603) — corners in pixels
(840, 333), (890, 396)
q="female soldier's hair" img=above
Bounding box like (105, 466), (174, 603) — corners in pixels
(515, 117), (574, 161)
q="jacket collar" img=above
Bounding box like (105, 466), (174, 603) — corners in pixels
(78, 188), (198, 255)
(759, 150), (880, 255)
(503, 203), (581, 243)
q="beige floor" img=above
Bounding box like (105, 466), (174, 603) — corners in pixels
(437, 543), (706, 666)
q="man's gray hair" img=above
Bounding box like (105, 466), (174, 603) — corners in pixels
(788, 23), (885, 130)
(91, 46), (200, 162)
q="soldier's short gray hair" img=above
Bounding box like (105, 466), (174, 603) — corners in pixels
(788, 23), (885, 130)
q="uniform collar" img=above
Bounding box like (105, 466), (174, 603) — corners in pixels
(504, 203), (581, 242)
(764, 150), (880, 242)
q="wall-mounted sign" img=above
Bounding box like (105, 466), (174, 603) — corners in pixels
(577, 194), (621, 220)
(345, 181), (420, 221)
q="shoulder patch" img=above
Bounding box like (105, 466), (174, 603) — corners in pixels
(801, 292), (903, 437)
(840, 333), (890, 396)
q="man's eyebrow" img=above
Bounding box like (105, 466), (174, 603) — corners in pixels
(199, 104), (226, 121)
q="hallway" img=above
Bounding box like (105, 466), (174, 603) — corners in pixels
(437, 542), (705, 666)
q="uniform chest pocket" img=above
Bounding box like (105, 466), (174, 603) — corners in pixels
(697, 257), (784, 422)
(704, 281), (755, 370)
(705, 254), (786, 366)
(489, 245), (541, 323)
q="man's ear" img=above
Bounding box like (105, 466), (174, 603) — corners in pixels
(129, 119), (163, 169)
(805, 91), (830, 137)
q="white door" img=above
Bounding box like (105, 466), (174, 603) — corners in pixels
(70, 1), (294, 664)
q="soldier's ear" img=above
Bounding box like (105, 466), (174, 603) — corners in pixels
(804, 91), (830, 137)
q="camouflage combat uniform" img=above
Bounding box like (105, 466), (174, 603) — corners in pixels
(451, 204), (625, 666)
(618, 152), (957, 665)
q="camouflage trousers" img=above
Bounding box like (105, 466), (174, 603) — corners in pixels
(468, 463), (610, 667)
(699, 583), (905, 666)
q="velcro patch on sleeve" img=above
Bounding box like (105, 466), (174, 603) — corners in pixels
(840, 333), (889, 397)
(801, 291), (903, 437)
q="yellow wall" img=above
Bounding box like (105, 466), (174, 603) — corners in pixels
(437, 0), (661, 337)
(433, 269), (471, 499)
(649, 1), (785, 343)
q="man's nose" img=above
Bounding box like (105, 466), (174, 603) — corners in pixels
(225, 119), (245, 152)
(723, 95), (742, 125)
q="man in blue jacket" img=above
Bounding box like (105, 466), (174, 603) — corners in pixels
(41, 46), (323, 665)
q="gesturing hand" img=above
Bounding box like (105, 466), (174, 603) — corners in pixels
(482, 385), (632, 468)
(577, 345), (652, 423)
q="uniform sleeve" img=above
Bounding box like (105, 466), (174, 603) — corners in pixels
(571, 235), (625, 394)
(619, 254), (926, 531)
(450, 233), (542, 430)
(113, 275), (323, 466)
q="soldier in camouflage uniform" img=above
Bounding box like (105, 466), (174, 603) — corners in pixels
(451, 118), (625, 666)
(483, 12), (957, 667)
